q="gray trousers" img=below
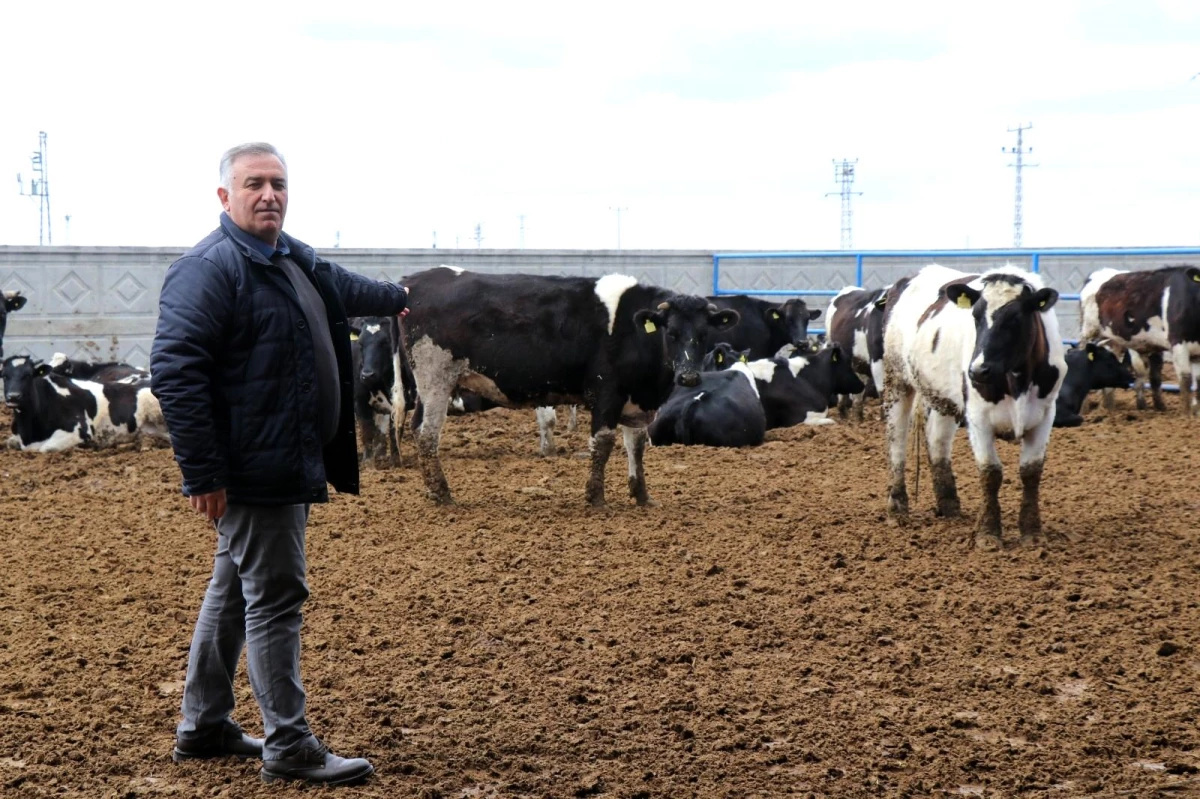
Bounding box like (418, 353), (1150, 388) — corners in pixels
(176, 503), (320, 760)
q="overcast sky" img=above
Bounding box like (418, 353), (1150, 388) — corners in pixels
(1, 1), (1197, 252)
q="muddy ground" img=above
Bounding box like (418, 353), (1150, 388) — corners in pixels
(0, 391), (1197, 799)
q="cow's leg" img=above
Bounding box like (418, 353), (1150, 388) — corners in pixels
(883, 377), (915, 516)
(968, 423), (1003, 550)
(535, 406), (557, 456)
(1171, 345), (1198, 417)
(586, 426), (617, 507)
(372, 411), (392, 467)
(1148, 351), (1166, 411)
(1017, 413), (1055, 546)
(836, 393), (852, 419)
(924, 410), (960, 518)
(567, 405), (578, 433)
(623, 425), (654, 506)
(409, 338), (463, 504)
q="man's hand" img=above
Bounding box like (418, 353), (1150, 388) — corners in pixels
(399, 285), (410, 318)
(189, 488), (227, 521)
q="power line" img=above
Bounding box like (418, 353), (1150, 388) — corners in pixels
(16, 131), (52, 245)
(825, 159), (861, 250)
(1003, 123), (1037, 247)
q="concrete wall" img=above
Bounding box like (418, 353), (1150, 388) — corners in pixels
(0, 245), (1190, 367)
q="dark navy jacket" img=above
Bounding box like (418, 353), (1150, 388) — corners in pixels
(151, 215), (408, 505)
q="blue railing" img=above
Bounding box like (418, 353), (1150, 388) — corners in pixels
(712, 247), (1200, 303)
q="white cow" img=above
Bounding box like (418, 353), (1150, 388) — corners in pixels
(882, 264), (1066, 550)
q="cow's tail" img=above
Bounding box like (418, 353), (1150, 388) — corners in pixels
(911, 396), (924, 503)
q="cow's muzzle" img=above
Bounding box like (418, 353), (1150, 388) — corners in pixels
(677, 370), (701, 388)
(4, 394), (20, 408)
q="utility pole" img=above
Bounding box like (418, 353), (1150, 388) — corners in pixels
(1003, 123), (1037, 247)
(16, 131), (52, 245)
(474, 223), (484, 249)
(518, 214), (526, 248)
(334, 230), (341, 248)
(609, 206), (628, 249)
(432, 231), (438, 249)
(825, 159), (861, 249)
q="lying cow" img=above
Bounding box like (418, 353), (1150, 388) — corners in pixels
(1079, 265), (1200, 416)
(397, 267), (738, 506)
(647, 360), (765, 447)
(824, 286), (888, 422)
(702, 342), (751, 371)
(351, 317), (401, 466)
(3, 356), (169, 451)
(707, 295), (820, 360)
(47, 352), (149, 383)
(1053, 342), (1135, 427)
(0, 291), (28, 359)
(741, 344), (864, 429)
(882, 264), (1066, 549)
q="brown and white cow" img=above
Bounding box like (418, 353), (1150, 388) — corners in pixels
(883, 264), (1066, 550)
(1079, 266), (1200, 416)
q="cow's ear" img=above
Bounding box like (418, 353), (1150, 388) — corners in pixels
(829, 343), (842, 363)
(873, 295), (888, 311)
(4, 292), (27, 312)
(945, 284), (980, 309)
(738, 350), (749, 363)
(1026, 287), (1058, 312)
(714, 351), (724, 365)
(633, 309), (664, 334)
(1188, 267), (1200, 283)
(710, 309), (740, 331)
(1085, 342), (1098, 361)
(34, 363), (50, 377)
(808, 309), (821, 321)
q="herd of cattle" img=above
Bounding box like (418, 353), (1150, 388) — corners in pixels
(0, 262), (1196, 548)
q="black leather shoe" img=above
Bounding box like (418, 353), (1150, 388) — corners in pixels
(173, 722), (264, 762)
(261, 743), (374, 786)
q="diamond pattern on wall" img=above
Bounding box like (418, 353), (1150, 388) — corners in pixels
(0, 273), (36, 301)
(113, 273), (147, 306)
(54, 272), (90, 306)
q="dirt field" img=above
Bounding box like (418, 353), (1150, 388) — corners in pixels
(0, 392), (1197, 799)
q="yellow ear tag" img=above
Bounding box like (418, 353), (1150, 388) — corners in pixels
(1193, 273), (1200, 282)
(716, 353), (723, 363)
(1088, 351), (1095, 361)
(772, 311), (781, 319)
(349, 332), (359, 341)
(956, 294), (972, 309)
(643, 320), (657, 334)
(1039, 299), (1047, 308)
(739, 354), (748, 362)
(832, 351), (838, 362)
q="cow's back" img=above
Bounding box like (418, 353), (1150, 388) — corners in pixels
(884, 265), (978, 412)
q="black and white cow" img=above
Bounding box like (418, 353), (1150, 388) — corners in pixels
(707, 295), (820, 360)
(702, 342), (751, 372)
(1079, 266), (1200, 416)
(1052, 342), (1135, 427)
(740, 344), (865, 429)
(351, 317), (401, 467)
(396, 267), (739, 506)
(0, 291), (29, 359)
(3, 356), (169, 451)
(824, 286), (888, 422)
(47, 352), (149, 383)
(647, 361), (765, 447)
(882, 264), (1066, 550)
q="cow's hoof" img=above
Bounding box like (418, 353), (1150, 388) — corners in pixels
(1153, 400), (1167, 412)
(974, 534), (1002, 552)
(1019, 533), (1046, 547)
(427, 491), (455, 506)
(887, 496), (909, 515)
(935, 502), (961, 518)
(635, 496), (659, 508)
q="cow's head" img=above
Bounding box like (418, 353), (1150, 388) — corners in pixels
(825, 343), (866, 396)
(946, 274), (1058, 399)
(352, 317), (393, 389)
(2, 355), (47, 410)
(764, 298), (822, 351)
(703, 342), (750, 372)
(635, 297), (739, 387)
(1085, 341), (1135, 390)
(0, 292), (28, 360)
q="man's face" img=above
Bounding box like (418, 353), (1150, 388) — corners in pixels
(218, 153), (288, 245)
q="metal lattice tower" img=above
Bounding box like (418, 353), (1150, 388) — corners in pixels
(16, 131), (52, 245)
(1003, 123), (1037, 247)
(826, 159), (861, 249)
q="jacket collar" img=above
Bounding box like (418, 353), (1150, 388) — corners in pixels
(219, 213), (316, 270)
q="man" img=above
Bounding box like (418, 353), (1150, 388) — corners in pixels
(151, 142), (409, 786)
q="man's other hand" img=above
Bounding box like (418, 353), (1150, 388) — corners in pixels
(189, 488), (227, 521)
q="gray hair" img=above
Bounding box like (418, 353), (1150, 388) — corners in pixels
(219, 142), (287, 191)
